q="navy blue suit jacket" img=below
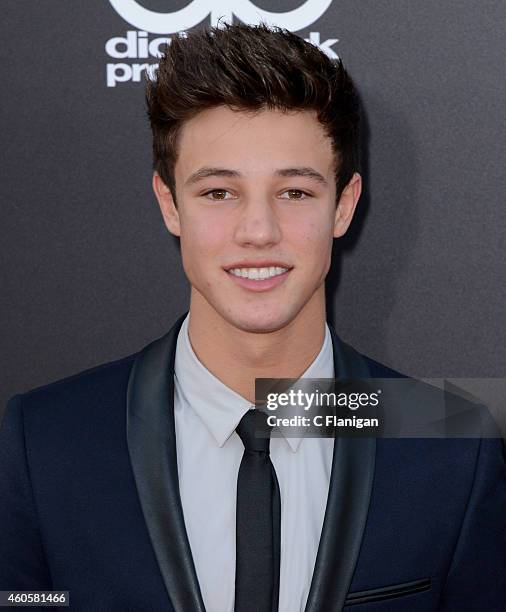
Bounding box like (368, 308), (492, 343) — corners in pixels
(1, 314), (505, 611)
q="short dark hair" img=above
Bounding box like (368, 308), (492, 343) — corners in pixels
(146, 23), (360, 203)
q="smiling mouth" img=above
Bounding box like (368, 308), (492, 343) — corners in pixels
(227, 266), (289, 280)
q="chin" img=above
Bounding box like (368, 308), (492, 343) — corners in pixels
(223, 307), (296, 335)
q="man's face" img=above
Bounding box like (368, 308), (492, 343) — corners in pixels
(154, 106), (360, 333)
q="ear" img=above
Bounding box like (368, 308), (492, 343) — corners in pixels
(152, 172), (181, 237)
(333, 172), (362, 238)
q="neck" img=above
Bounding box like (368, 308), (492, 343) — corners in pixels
(187, 289), (327, 403)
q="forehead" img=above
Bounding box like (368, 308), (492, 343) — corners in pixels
(175, 106), (335, 179)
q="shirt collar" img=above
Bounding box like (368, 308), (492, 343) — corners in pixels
(174, 313), (334, 452)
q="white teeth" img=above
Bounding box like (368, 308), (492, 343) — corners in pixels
(228, 266), (289, 280)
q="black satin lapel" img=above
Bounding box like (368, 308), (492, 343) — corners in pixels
(305, 325), (377, 612)
(126, 313), (206, 612)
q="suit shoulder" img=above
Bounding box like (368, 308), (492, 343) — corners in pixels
(361, 354), (406, 379)
(338, 337), (407, 379)
(338, 338), (499, 437)
(14, 353), (138, 417)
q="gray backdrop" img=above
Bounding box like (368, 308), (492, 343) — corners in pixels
(2, 1), (505, 421)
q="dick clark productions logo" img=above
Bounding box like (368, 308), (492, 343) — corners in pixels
(106, 0), (338, 87)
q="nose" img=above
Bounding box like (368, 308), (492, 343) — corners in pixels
(233, 196), (282, 248)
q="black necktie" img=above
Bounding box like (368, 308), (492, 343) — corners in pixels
(234, 409), (281, 612)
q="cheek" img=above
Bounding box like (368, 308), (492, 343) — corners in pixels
(291, 218), (334, 265)
(179, 218), (230, 282)
(180, 216), (227, 256)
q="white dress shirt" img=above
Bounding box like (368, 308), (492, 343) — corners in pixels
(174, 314), (335, 612)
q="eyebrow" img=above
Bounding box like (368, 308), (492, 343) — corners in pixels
(185, 167), (240, 186)
(184, 166), (328, 187)
(275, 167), (328, 186)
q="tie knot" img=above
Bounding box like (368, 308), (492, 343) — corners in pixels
(236, 409), (272, 453)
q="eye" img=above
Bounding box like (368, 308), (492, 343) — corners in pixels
(202, 189), (235, 201)
(279, 189), (311, 201)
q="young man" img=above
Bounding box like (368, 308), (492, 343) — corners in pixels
(1, 24), (505, 612)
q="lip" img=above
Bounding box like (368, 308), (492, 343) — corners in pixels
(224, 263), (292, 293)
(223, 261), (292, 272)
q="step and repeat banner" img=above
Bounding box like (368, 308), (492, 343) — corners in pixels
(2, 1), (505, 416)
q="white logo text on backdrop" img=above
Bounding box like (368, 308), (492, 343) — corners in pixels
(106, 0), (338, 87)
(109, 0), (333, 34)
